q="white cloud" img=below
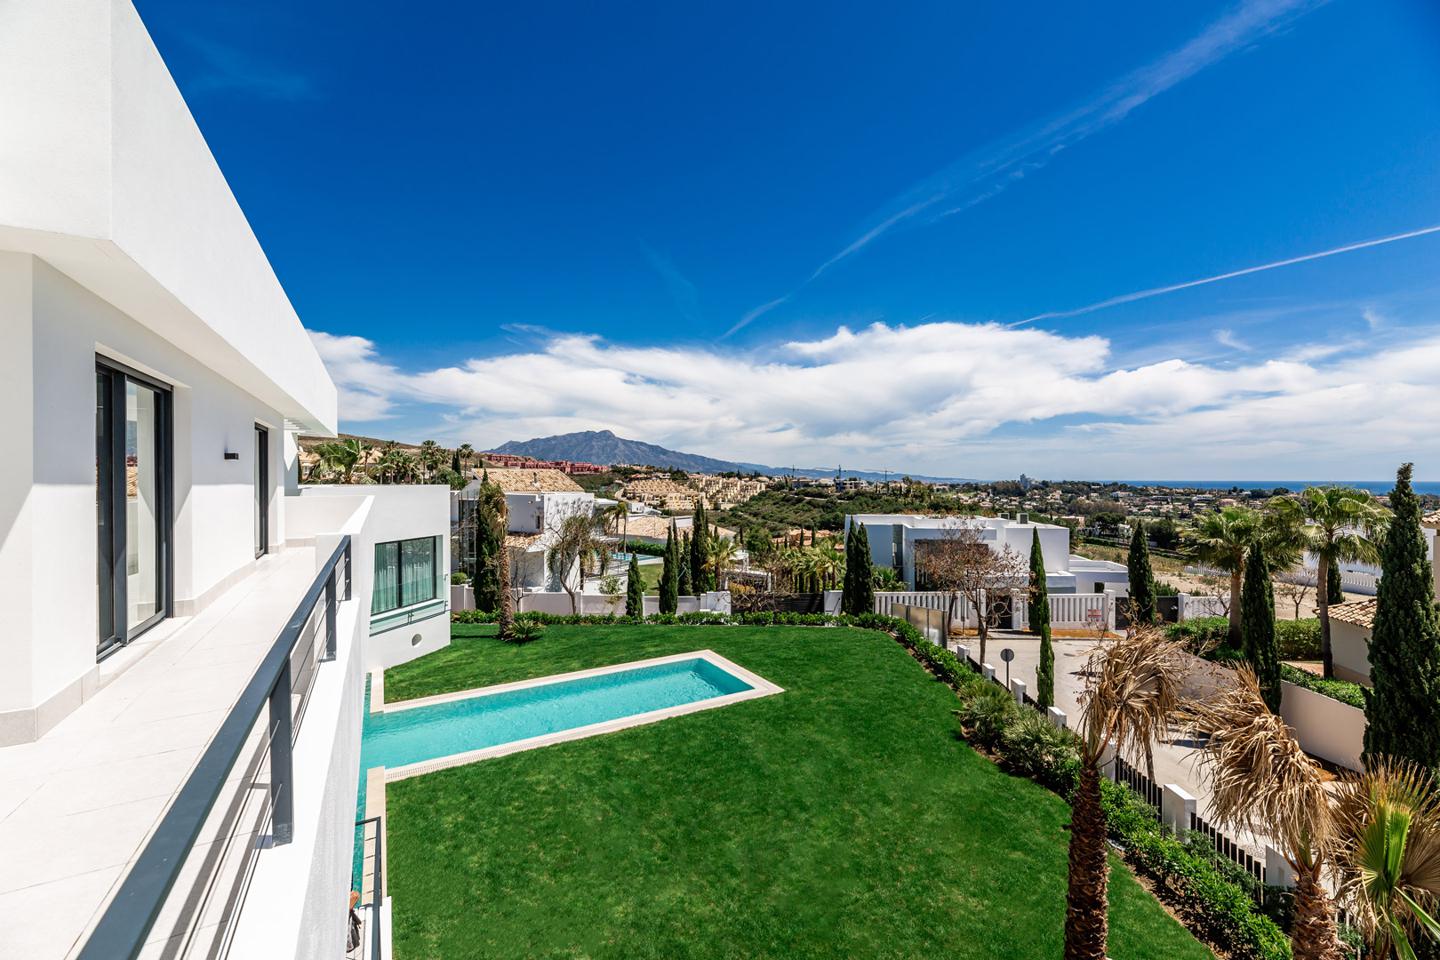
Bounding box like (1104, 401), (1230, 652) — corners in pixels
(1214, 328), (1249, 351)
(307, 318), (1440, 478)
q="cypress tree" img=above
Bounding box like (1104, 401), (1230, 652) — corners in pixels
(450, 449), (462, 475)
(1241, 543), (1281, 712)
(679, 532), (693, 595)
(843, 523), (875, 615)
(1127, 521), (1158, 625)
(660, 523), (679, 614)
(691, 503), (711, 593)
(471, 477), (505, 612)
(1326, 563), (1345, 605)
(1364, 463), (1440, 767)
(1030, 529), (1054, 709)
(626, 553), (643, 618)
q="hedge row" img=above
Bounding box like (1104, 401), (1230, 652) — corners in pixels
(445, 608), (1292, 958)
(1166, 616), (1322, 660)
(892, 627), (1291, 959)
(1278, 664), (1366, 709)
(451, 609), (858, 627)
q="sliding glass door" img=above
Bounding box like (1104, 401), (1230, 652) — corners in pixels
(96, 359), (171, 657)
(254, 424), (269, 558)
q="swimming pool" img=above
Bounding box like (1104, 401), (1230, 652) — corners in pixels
(362, 650), (782, 780)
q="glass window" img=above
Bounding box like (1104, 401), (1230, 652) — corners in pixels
(372, 537), (437, 614)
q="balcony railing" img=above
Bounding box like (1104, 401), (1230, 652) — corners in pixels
(77, 536), (353, 960)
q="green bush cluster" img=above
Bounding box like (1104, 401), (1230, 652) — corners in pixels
(1099, 780), (1290, 960)
(1278, 665), (1366, 709)
(1167, 616), (1322, 661)
(891, 618), (1289, 959)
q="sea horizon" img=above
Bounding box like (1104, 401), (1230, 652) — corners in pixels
(1116, 479), (1439, 496)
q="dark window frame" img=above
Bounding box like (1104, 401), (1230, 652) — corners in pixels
(254, 424), (269, 558)
(96, 356), (174, 659)
(371, 536), (438, 615)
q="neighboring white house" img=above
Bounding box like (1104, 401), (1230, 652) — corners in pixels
(0, 5), (445, 958)
(843, 513), (1129, 594)
(1327, 510), (1440, 685)
(460, 468), (597, 591)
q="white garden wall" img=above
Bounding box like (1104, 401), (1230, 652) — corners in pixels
(1279, 680), (1365, 771)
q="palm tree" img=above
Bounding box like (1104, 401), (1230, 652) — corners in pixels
(815, 542), (845, 590)
(1333, 760), (1440, 959)
(1189, 668), (1342, 959)
(311, 437), (370, 484)
(705, 536), (739, 589)
(1273, 487), (1389, 677)
(417, 440), (444, 479)
(457, 443), (474, 470)
(1066, 629), (1187, 960)
(1190, 506), (1261, 644)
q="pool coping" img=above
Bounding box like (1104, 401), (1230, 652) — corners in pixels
(375, 650), (783, 781)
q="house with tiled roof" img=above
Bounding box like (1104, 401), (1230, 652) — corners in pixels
(457, 469), (595, 590)
(1328, 512), (1440, 684)
(1328, 598), (1380, 684)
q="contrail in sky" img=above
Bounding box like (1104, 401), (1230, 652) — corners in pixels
(1016, 224), (1440, 325)
(726, 0), (1325, 338)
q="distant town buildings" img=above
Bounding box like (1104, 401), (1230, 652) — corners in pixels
(480, 452), (608, 475)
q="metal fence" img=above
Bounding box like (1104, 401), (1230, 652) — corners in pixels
(77, 537), (353, 960)
(1191, 811), (1266, 884)
(1113, 755), (1163, 811)
(354, 816), (385, 959)
(891, 602), (947, 644)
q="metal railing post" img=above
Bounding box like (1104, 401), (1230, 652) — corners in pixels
(269, 660), (294, 845)
(343, 539), (353, 601)
(324, 571), (337, 661)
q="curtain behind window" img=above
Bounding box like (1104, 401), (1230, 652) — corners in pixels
(401, 538), (436, 606)
(373, 541), (400, 613)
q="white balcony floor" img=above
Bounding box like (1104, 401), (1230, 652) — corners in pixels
(0, 546), (319, 960)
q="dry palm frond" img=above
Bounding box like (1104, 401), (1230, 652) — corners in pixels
(1185, 667), (1332, 868)
(1077, 628), (1188, 772)
(1333, 760), (1440, 957)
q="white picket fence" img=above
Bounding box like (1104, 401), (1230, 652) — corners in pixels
(1178, 594), (1227, 620)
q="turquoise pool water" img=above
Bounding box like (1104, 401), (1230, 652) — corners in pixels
(366, 657), (752, 771)
(351, 657), (755, 890)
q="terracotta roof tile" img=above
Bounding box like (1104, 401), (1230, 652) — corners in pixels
(480, 468), (584, 493)
(1423, 508), (1440, 527)
(1329, 598), (1378, 629)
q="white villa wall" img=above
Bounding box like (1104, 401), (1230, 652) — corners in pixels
(0, 0), (335, 433)
(0, 254), (293, 740)
(1279, 681), (1366, 771)
(845, 514), (1076, 589)
(294, 485), (452, 671)
(1330, 619), (1372, 685)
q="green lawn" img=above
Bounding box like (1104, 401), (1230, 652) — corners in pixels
(382, 624), (1211, 960)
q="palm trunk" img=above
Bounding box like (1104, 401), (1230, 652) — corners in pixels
(498, 546), (514, 641)
(1228, 568), (1242, 644)
(1316, 554), (1333, 678)
(1290, 860), (1341, 960)
(1064, 759), (1109, 960)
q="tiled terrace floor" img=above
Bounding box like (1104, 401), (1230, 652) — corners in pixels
(0, 547), (318, 960)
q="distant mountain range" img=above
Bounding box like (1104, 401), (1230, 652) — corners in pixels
(490, 430), (971, 484)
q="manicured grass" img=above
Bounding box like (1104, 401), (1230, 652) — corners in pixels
(383, 624), (1212, 960)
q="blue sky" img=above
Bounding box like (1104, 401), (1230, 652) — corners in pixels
(137, 0), (1440, 479)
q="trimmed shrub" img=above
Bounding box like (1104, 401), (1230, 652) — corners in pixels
(1274, 619), (1321, 660)
(954, 684), (1018, 750)
(1279, 664), (1365, 708)
(504, 620), (546, 644)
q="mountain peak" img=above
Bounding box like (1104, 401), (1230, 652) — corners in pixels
(486, 431), (969, 484)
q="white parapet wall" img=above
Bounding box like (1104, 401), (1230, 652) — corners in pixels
(1279, 680), (1365, 771)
